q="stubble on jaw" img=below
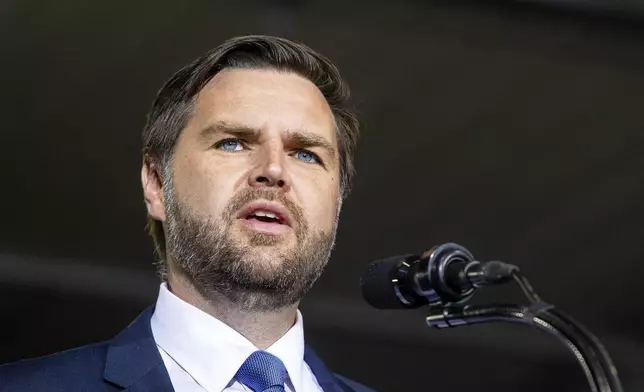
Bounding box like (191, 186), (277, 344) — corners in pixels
(163, 185), (338, 312)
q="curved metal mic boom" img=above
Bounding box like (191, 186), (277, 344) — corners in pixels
(368, 243), (624, 392)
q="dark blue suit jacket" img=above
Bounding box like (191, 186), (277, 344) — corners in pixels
(0, 307), (374, 392)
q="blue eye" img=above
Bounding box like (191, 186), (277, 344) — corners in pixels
(295, 150), (318, 164)
(218, 139), (244, 151)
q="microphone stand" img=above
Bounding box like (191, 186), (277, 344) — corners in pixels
(425, 272), (623, 392)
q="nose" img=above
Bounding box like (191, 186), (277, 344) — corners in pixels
(248, 144), (292, 191)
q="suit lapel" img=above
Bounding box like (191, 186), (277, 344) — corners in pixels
(304, 345), (350, 392)
(119, 363), (175, 392)
(103, 306), (175, 392)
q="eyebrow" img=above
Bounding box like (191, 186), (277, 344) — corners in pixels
(199, 121), (337, 159)
(284, 130), (336, 159)
(199, 121), (260, 142)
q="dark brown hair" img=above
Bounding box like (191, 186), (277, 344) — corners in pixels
(142, 35), (359, 263)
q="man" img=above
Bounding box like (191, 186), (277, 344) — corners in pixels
(0, 35), (372, 392)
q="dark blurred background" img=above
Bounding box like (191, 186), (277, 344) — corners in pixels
(1, 0), (644, 391)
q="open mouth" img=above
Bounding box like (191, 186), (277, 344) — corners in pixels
(245, 210), (285, 225)
(236, 201), (293, 235)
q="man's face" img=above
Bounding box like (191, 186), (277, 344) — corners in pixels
(160, 68), (341, 310)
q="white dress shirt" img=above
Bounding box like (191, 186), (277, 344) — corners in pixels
(150, 283), (324, 392)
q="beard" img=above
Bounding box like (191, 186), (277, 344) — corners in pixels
(163, 184), (338, 312)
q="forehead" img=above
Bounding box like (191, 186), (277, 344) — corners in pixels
(188, 68), (336, 143)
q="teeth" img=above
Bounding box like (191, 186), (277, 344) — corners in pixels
(253, 210), (279, 219)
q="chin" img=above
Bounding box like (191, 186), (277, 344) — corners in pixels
(230, 233), (290, 256)
(232, 225), (294, 247)
(242, 252), (291, 277)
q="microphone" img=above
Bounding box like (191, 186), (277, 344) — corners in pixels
(360, 243), (518, 310)
(361, 243), (625, 391)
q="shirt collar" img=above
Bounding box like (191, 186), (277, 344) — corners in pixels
(150, 282), (306, 392)
(266, 309), (306, 392)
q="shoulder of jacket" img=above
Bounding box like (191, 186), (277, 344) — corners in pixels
(0, 341), (111, 391)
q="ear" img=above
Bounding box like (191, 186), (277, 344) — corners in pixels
(142, 155), (167, 222)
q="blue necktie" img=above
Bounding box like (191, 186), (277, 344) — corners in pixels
(235, 350), (287, 392)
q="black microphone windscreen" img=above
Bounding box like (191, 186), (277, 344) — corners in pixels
(360, 254), (415, 309)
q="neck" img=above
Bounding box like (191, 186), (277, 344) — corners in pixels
(166, 272), (298, 349)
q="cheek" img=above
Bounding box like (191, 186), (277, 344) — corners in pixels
(173, 156), (238, 217)
(300, 175), (340, 231)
